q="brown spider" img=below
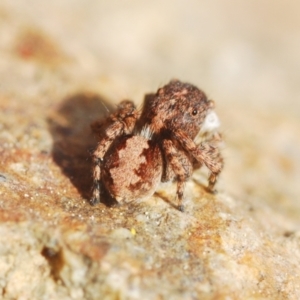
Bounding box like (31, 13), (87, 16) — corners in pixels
(91, 80), (223, 211)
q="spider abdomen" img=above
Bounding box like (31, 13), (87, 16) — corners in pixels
(102, 135), (163, 203)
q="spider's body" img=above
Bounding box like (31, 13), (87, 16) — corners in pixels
(91, 80), (223, 211)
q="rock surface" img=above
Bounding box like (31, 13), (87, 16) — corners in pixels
(1, 1), (300, 299)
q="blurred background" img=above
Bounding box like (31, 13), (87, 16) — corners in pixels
(1, 0), (300, 219)
(1, 1), (299, 107)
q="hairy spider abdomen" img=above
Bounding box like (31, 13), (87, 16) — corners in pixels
(101, 135), (163, 203)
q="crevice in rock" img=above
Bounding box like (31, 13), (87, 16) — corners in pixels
(41, 246), (64, 282)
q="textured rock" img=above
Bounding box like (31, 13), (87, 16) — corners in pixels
(0, 1), (300, 299)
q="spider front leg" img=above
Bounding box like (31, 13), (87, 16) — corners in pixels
(173, 130), (224, 193)
(162, 139), (193, 212)
(91, 100), (138, 205)
(200, 142), (223, 192)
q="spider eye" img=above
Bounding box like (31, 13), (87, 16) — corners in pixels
(192, 109), (198, 116)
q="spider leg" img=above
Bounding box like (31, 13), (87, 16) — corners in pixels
(173, 130), (223, 193)
(91, 121), (124, 205)
(91, 160), (102, 205)
(90, 100), (138, 205)
(196, 140), (223, 192)
(162, 139), (193, 211)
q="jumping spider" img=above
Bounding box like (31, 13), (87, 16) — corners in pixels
(91, 79), (223, 211)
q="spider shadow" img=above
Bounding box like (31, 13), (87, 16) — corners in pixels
(47, 92), (115, 204)
(154, 191), (179, 210)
